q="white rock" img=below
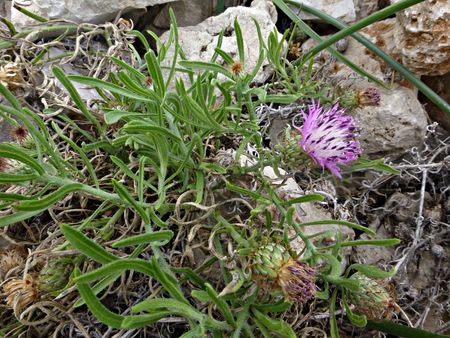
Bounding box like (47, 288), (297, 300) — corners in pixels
(354, 84), (428, 161)
(154, 0), (214, 29)
(320, 27), (428, 161)
(11, 0), (175, 26)
(158, 1), (281, 87)
(288, 0), (356, 24)
(353, 0), (379, 20)
(154, 0), (263, 30)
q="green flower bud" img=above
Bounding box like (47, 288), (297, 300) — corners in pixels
(275, 127), (311, 170)
(346, 272), (400, 320)
(37, 257), (74, 293)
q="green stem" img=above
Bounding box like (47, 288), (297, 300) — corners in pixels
(36, 174), (152, 209)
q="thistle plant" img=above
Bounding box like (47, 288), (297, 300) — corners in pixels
(0, 1), (448, 338)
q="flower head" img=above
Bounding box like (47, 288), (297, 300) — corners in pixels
(230, 61), (244, 76)
(294, 100), (361, 178)
(4, 275), (38, 312)
(346, 272), (400, 321)
(248, 238), (317, 303)
(358, 87), (381, 106)
(277, 259), (317, 303)
(340, 87), (381, 108)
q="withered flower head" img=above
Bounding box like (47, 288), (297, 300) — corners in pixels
(0, 62), (24, 91)
(230, 62), (244, 76)
(3, 275), (38, 312)
(10, 125), (29, 144)
(143, 76), (153, 88)
(0, 248), (27, 277)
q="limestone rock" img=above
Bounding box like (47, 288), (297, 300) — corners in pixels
(11, 0), (175, 26)
(288, 0), (356, 24)
(158, 1), (281, 87)
(154, 0), (214, 30)
(153, 0), (277, 31)
(354, 0), (379, 21)
(354, 84), (428, 161)
(393, 0), (450, 76)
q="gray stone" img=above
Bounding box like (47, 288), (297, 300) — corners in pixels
(354, 84), (428, 161)
(158, 1), (281, 87)
(11, 0), (175, 26)
(288, 0), (356, 24)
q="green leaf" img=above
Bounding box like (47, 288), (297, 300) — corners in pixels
(112, 179), (150, 225)
(299, 220), (377, 236)
(252, 299), (291, 313)
(253, 308), (296, 338)
(179, 60), (234, 79)
(280, 194), (324, 206)
(131, 298), (199, 316)
(60, 224), (118, 264)
(0, 209), (45, 227)
(191, 290), (212, 302)
(67, 75), (154, 102)
(103, 110), (144, 124)
(0, 82), (22, 111)
(340, 239), (401, 248)
(52, 67), (104, 133)
(205, 283), (236, 326)
(343, 158), (399, 175)
(364, 317), (450, 338)
(74, 267), (124, 329)
(112, 230), (173, 248)
(330, 288), (340, 338)
(121, 311), (174, 329)
(52, 121), (99, 188)
(74, 259), (155, 284)
(0, 173), (37, 183)
(234, 18), (245, 64)
(13, 183), (83, 211)
(318, 252), (342, 279)
(145, 49), (165, 97)
(343, 293), (367, 327)
(0, 144), (44, 175)
(346, 264), (396, 279)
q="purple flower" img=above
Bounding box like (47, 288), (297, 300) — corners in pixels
(278, 260), (317, 303)
(294, 100), (361, 179)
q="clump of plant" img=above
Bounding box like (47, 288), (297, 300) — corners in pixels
(0, 1), (448, 337)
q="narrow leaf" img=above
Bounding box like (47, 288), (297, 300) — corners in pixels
(60, 224), (118, 264)
(112, 230), (173, 248)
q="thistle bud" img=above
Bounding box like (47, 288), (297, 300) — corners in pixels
(346, 272), (400, 320)
(37, 257), (74, 293)
(339, 87), (381, 108)
(275, 127), (311, 170)
(248, 238), (316, 303)
(339, 90), (359, 108)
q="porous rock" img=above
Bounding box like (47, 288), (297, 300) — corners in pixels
(393, 0), (450, 76)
